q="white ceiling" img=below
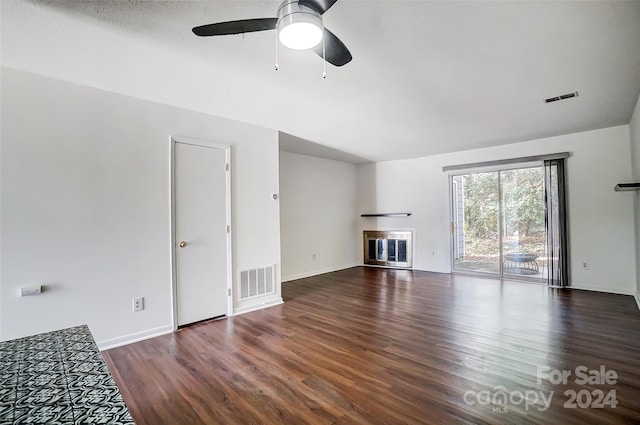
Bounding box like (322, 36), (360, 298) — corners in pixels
(2, 1), (640, 163)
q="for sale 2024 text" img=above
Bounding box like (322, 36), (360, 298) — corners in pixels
(537, 365), (618, 409)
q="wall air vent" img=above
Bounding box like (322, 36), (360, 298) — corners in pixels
(544, 91), (579, 104)
(239, 265), (275, 300)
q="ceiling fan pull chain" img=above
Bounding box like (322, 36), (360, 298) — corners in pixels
(322, 34), (327, 79)
(275, 23), (279, 71)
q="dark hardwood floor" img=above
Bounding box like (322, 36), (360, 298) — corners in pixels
(102, 267), (640, 424)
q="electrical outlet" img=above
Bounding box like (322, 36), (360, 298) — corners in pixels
(133, 297), (144, 312)
(582, 261), (589, 270)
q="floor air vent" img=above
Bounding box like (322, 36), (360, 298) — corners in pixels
(239, 265), (275, 300)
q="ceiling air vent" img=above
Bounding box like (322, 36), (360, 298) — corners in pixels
(545, 91), (579, 104)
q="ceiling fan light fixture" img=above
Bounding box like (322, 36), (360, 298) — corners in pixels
(192, 0), (352, 67)
(277, 1), (323, 50)
(279, 21), (323, 50)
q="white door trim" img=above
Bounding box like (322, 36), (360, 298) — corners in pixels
(170, 135), (233, 330)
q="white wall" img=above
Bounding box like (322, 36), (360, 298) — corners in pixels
(279, 151), (358, 281)
(357, 125), (636, 295)
(0, 68), (282, 347)
(630, 93), (640, 306)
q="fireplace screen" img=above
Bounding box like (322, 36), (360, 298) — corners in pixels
(363, 230), (413, 268)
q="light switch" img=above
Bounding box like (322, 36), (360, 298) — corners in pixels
(20, 286), (42, 296)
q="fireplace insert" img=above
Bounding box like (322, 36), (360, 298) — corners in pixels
(363, 230), (413, 268)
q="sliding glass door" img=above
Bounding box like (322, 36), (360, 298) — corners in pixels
(451, 165), (546, 280)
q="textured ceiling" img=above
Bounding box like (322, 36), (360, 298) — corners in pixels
(2, 0), (640, 162)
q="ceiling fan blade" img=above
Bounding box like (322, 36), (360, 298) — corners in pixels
(192, 18), (277, 36)
(298, 0), (338, 15)
(312, 28), (352, 67)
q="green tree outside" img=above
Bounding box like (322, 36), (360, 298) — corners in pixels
(459, 167), (546, 265)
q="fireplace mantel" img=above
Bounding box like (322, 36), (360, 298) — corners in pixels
(360, 213), (411, 217)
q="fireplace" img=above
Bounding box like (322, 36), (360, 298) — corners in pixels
(363, 230), (413, 268)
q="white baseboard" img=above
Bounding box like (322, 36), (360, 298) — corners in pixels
(282, 263), (358, 282)
(97, 324), (174, 351)
(570, 284), (636, 296)
(233, 298), (284, 316)
(635, 291), (640, 312)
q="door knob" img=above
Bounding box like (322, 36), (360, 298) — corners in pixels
(179, 241), (187, 248)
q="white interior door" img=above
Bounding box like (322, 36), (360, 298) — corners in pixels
(174, 140), (229, 326)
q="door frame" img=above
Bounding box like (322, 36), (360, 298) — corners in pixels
(170, 135), (232, 331)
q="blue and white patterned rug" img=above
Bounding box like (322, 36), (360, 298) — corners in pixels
(0, 325), (134, 424)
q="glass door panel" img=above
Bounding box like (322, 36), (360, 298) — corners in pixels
(452, 172), (500, 274)
(501, 168), (545, 279)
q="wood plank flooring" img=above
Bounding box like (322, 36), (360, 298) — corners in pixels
(102, 267), (640, 424)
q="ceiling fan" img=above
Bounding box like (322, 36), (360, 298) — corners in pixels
(192, 0), (352, 67)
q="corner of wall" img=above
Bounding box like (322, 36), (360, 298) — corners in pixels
(630, 91), (640, 306)
(279, 152), (359, 280)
